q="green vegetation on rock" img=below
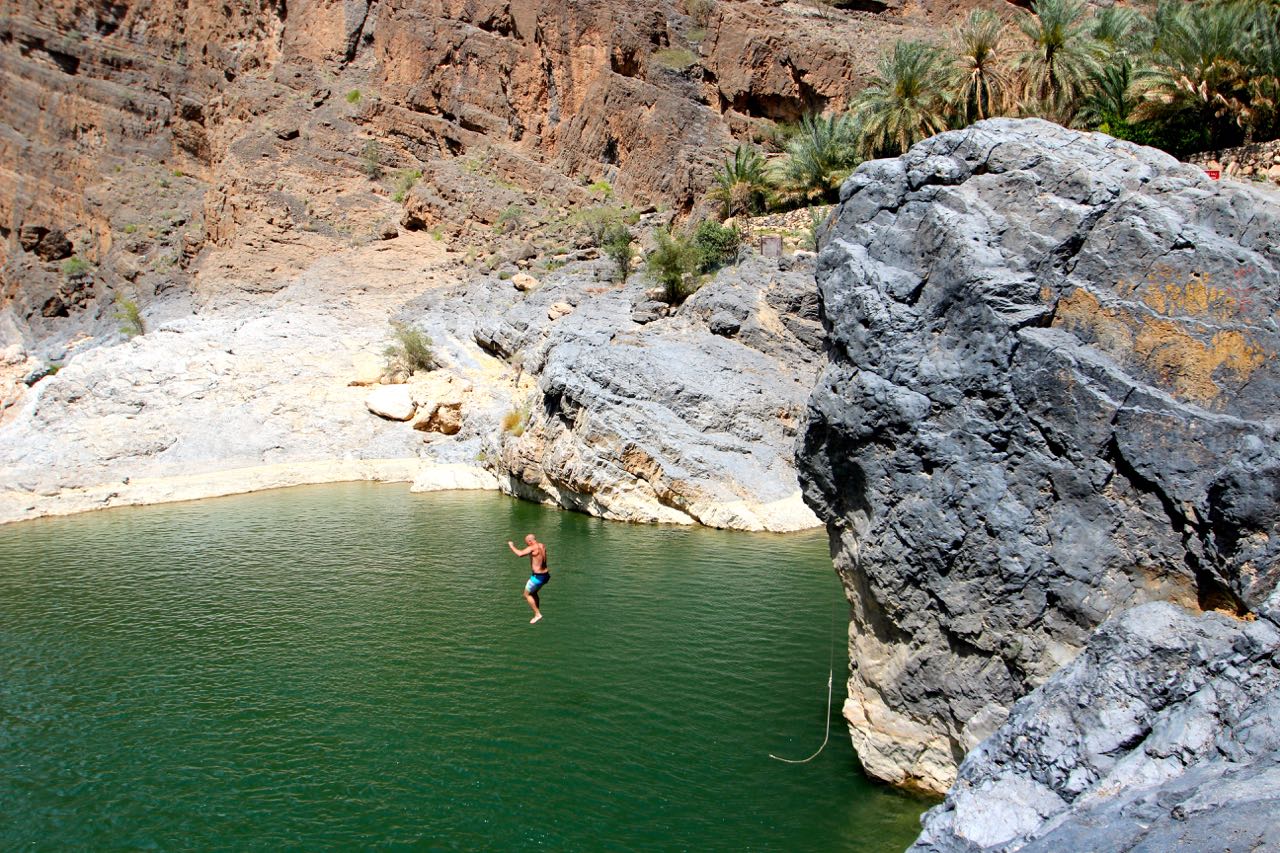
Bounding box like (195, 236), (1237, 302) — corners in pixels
(690, 220), (741, 274)
(60, 256), (90, 278)
(384, 322), (437, 376)
(601, 223), (636, 283)
(113, 293), (145, 338)
(647, 228), (701, 305)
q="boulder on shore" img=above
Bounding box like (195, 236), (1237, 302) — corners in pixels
(365, 385), (416, 421)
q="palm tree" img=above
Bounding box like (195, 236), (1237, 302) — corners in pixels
(1091, 6), (1149, 54)
(852, 40), (953, 158)
(1015, 0), (1104, 123)
(775, 113), (860, 205)
(1076, 55), (1153, 131)
(710, 145), (771, 219)
(953, 9), (1012, 125)
(1139, 0), (1251, 147)
(1241, 3), (1280, 143)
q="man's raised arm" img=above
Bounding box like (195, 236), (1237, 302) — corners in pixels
(508, 540), (532, 556)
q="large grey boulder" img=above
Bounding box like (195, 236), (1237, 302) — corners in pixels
(472, 255), (826, 531)
(911, 602), (1280, 853)
(798, 119), (1280, 794)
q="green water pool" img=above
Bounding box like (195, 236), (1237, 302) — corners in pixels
(0, 483), (928, 850)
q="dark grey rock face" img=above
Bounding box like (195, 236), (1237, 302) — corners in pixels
(911, 602), (1280, 853)
(798, 119), (1280, 794)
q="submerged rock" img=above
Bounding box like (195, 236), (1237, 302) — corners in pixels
(799, 119), (1280, 795)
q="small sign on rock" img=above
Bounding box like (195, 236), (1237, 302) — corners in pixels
(759, 235), (783, 258)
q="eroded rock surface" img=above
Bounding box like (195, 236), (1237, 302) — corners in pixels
(799, 119), (1280, 794)
(911, 603), (1280, 853)
(413, 252), (826, 532)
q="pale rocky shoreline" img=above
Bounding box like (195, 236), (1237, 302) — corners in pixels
(0, 229), (822, 533)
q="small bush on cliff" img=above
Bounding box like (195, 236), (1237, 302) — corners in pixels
(346, 89), (362, 104)
(501, 401), (532, 436)
(495, 205), (525, 234)
(575, 206), (625, 247)
(392, 169), (423, 203)
(360, 141), (383, 179)
(683, 0), (716, 27)
(690, 219), (741, 273)
(602, 223), (636, 283)
(384, 322), (437, 375)
(60, 256), (90, 278)
(647, 228), (700, 304)
(113, 293), (145, 338)
(653, 47), (699, 72)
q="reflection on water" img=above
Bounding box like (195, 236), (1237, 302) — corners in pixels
(0, 484), (928, 850)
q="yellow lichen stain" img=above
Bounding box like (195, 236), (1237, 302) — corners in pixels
(1054, 288), (1135, 358)
(1132, 321), (1267, 405)
(1137, 265), (1240, 322)
(1054, 274), (1270, 407)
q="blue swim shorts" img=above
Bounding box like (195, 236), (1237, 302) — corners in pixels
(525, 572), (550, 593)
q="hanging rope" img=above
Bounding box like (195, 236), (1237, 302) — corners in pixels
(769, 589), (839, 764)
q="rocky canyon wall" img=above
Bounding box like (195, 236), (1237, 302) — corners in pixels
(799, 119), (1280, 796)
(2, 0), (967, 351)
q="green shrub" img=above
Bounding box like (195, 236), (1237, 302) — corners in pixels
(653, 47), (698, 72)
(803, 208), (829, 252)
(61, 256), (90, 278)
(346, 89), (362, 104)
(494, 204), (525, 233)
(601, 223), (635, 283)
(575, 206), (624, 247)
(588, 179), (614, 200)
(683, 0), (716, 27)
(113, 293), (145, 338)
(392, 168), (423, 202)
(691, 219), (741, 273)
(123, 224), (139, 234)
(359, 140), (382, 179)
(383, 321), (437, 375)
(646, 228), (700, 304)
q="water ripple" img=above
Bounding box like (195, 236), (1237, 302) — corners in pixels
(0, 484), (929, 851)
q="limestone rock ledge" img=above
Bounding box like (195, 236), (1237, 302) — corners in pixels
(421, 254), (826, 533)
(798, 119), (1280, 795)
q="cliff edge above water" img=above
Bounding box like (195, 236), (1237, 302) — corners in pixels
(799, 119), (1279, 824)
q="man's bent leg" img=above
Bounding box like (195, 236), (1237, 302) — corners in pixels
(523, 582), (542, 623)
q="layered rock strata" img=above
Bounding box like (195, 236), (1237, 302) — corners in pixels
(409, 251), (825, 531)
(798, 119), (1280, 794)
(2, 0), (961, 354)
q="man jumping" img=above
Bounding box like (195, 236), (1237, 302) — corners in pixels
(507, 533), (550, 624)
